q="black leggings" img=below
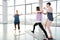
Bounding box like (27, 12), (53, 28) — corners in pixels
(33, 22), (48, 38)
(14, 23), (20, 30)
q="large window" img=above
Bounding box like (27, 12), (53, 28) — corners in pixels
(15, 5), (25, 14)
(7, 0), (14, 6)
(7, 0), (60, 24)
(26, 5), (31, 14)
(8, 7), (14, 23)
(16, 0), (25, 5)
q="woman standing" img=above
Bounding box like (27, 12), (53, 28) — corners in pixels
(14, 10), (22, 32)
(44, 2), (53, 39)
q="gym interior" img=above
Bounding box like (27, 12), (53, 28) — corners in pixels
(0, 0), (60, 40)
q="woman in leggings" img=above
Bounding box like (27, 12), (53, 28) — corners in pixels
(31, 6), (48, 40)
(14, 10), (22, 32)
(44, 2), (53, 39)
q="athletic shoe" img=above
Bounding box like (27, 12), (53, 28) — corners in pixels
(31, 31), (34, 33)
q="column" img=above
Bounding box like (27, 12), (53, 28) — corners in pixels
(3, 0), (7, 40)
(38, 0), (46, 40)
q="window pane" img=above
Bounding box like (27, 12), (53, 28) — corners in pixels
(16, 0), (25, 5)
(26, 5), (31, 14)
(32, 4), (39, 12)
(26, 0), (38, 4)
(15, 6), (25, 14)
(7, 0), (14, 6)
(0, 0), (2, 5)
(8, 7), (14, 15)
(8, 7), (14, 23)
(57, 1), (60, 13)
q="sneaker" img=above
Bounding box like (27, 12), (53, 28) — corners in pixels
(31, 31), (34, 33)
(43, 39), (46, 40)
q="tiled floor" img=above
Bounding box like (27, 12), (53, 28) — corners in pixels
(0, 24), (60, 40)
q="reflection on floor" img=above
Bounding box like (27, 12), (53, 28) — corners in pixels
(0, 24), (60, 40)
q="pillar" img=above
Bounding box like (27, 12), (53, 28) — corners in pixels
(3, 0), (7, 40)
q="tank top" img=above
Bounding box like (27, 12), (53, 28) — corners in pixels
(36, 12), (42, 22)
(14, 14), (20, 22)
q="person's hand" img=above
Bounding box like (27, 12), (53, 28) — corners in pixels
(43, 13), (47, 15)
(21, 14), (23, 15)
(19, 14), (23, 16)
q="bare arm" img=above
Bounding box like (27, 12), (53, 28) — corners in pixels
(42, 10), (47, 15)
(43, 7), (47, 15)
(43, 7), (47, 10)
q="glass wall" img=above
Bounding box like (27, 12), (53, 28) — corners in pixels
(0, 0), (2, 23)
(7, 0), (60, 27)
(57, 0), (60, 23)
(7, 0), (14, 23)
(7, 0), (39, 24)
(0, 0), (3, 38)
(8, 7), (14, 23)
(0, 1), (58, 25)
